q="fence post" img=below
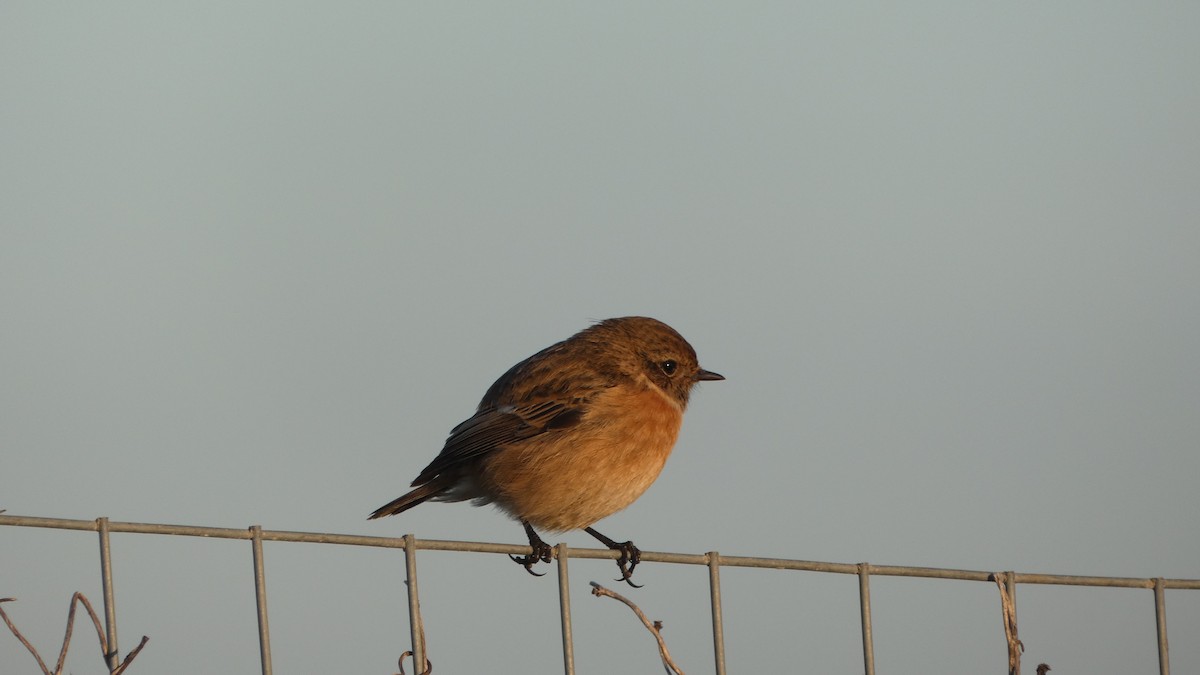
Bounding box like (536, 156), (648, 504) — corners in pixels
(250, 525), (273, 675)
(858, 563), (875, 675)
(97, 517), (120, 671)
(403, 534), (426, 674)
(1154, 578), (1170, 675)
(708, 551), (727, 675)
(557, 543), (575, 675)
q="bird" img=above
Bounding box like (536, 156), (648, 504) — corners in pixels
(370, 316), (723, 585)
(1036, 664), (1051, 675)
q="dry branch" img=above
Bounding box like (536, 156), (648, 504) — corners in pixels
(394, 613), (431, 675)
(0, 593), (149, 675)
(994, 573), (1024, 675)
(590, 581), (684, 675)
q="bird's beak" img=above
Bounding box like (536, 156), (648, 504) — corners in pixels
(695, 369), (724, 382)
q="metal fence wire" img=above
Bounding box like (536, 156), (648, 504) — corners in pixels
(3, 514), (1197, 675)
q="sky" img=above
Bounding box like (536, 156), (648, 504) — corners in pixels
(2, 3), (1198, 673)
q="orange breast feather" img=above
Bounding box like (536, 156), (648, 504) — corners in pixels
(483, 383), (684, 532)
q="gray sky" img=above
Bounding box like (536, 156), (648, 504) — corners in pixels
(3, 3), (1198, 673)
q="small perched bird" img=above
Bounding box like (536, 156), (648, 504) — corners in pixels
(370, 316), (722, 585)
(1036, 664), (1051, 675)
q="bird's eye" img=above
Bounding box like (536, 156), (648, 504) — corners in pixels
(660, 360), (678, 376)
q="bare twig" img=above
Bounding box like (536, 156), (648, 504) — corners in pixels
(0, 593), (149, 675)
(112, 636), (150, 675)
(994, 573), (1024, 675)
(58, 591), (108, 673)
(396, 650), (433, 675)
(396, 649), (433, 674)
(394, 618), (432, 675)
(590, 581), (685, 675)
(0, 598), (54, 675)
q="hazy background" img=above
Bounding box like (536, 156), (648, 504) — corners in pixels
(3, 3), (1198, 673)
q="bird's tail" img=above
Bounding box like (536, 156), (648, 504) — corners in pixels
(368, 479), (451, 520)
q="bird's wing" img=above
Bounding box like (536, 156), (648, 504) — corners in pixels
(410, 399), (584, 485)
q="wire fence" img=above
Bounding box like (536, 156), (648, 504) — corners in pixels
(2, 513), (1197, 675)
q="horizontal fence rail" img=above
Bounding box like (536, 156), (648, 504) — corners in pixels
(3, 513), (1196, 674)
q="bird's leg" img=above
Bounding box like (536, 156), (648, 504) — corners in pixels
(584, 526), (643, 588)
(510, 520), (554, 576)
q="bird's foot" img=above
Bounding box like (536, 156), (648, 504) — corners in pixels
(585, 527), (643, 588)
(611, 540), (643, 588)
(511, 521), (554, 576)
(509, 542), (554, 576)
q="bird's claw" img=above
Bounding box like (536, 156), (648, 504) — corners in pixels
(509, 539), (554, 576)
(509, 554), (547, 576)
(612, 541), (643, 588)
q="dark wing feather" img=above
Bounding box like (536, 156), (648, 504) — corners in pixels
(410, 399), (583, 485)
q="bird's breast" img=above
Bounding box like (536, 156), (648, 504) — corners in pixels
(482, 383), (685, 532)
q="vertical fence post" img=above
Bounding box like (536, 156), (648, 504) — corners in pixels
(557, 543), (575, 675)
(1002, 572), (1019, 675)
(858, 563), (876, 675)
(708, 551), (727, 675)
(250, 525), (273, 675)
(403, 534), (426, 674)
(1154, 578), (1170, 675)
(97, 517), (120, 671)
